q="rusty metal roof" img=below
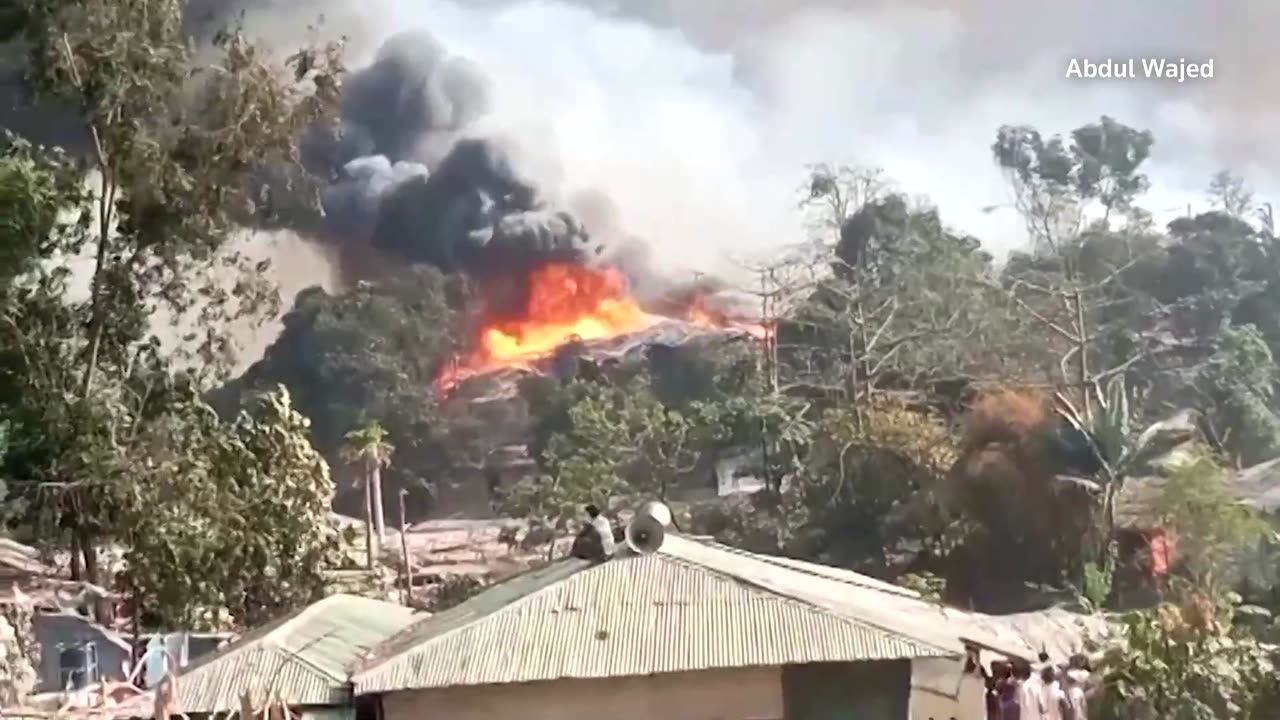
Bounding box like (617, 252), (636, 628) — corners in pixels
(353, 535), (962, 694)
(967, 608), (1115, 664)
(0, 536), (55, 577)
(118, 594), (420, 717)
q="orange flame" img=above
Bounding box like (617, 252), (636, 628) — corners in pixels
(480, 263), (659, 362)
(436, 262), (770, 391)
(683, 295), (770, 340)
(437, 263), (658, 388)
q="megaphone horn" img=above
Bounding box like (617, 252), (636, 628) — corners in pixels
(625, 514), (666, 555)
(635, 500), (672, 528)
(625, 500), (673, 554)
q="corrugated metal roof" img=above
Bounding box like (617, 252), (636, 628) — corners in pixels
(969, 608), (1115, 664)
(658, 535), (1036, 660)
(354, 535), (961, 694)
(0, 536), (55, 576)
(118, 594), (420, 717)
(1117, 457), (1280, 528)
(688, 537), (922, 598)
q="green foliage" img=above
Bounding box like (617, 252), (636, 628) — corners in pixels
(1080, 544), (1117, 612)
(992, 116), (1154, 235)
(789, 171), (1009, 396)
(119, 386), (338, 631)
(341, 421), (395, 469)
(790, 399), (958, 571)
(1154, 455), (1270, 593)
(1197, 323), (1280, 464)
(506, 376), (725, 526)
(0, 0), (345, 595)
(896, 571), (946, 602)
(0, 136), (84, 284)
(223, 267), (462, 512)
(1097, 597), (1279, 720)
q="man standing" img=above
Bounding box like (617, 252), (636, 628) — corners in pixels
(1062, 669), (1088, 720)
(1040, 666), (1068, 720)
(1016, 662), (1043, 719)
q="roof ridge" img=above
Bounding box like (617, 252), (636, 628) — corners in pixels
(686, 537), (919, 598)
(264, 593), (351, 648)
(169, 593), (368, 682)
(655, 551), (956, 657)
(267, 637), (350, 685)
(660, 537), (960, 656)
(354, 559), (593, 680)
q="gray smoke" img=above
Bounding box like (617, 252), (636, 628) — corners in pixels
(13, 0), (1280, 313)
(312, 27), (650, 304)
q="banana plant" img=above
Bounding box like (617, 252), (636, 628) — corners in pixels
(1055, 376), (1202, 578)
(1055, 375), (1199, 487)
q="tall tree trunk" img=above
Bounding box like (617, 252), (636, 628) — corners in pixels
(76, 526), (109, 624)
(371, 461), (386, 541)
(398, 491), (412, 607)
(77, 526), (99, 587)
(69, 531), (83, 581)
(363, 474), (375, 569)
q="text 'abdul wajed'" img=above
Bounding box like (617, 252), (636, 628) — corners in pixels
(1065, 58), (1214, 82)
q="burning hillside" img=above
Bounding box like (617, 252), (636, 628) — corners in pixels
(259, 27), (774, 391)
(437, 261), (766, 390)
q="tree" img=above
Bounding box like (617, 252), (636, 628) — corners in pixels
(0, 138), (84, 529)
(218, 267), (463, 519)
(507, 377), (717, 525)
(119, 386), (338, 630)
(0, 0), (342, 596)
(341, 420), (394, 567)
(788, 167), (1012, 404)
(1154, 454), (1269, 593)
(791, 398), (959, 574)
(992, 117), (1159, 410)
(1194, 323), (1280, 466)
(1097, 595), (1279, 719)
(1053, 375), (1204, 598)
(0, 136), (83, 284)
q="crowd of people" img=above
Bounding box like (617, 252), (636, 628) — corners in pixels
(978, 652), (1091, 720)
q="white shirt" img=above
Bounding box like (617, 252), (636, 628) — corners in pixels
(1067, 685), (1086, 719)
(591, 515), (616, 556)
(1020, 675), (1045, 718)
(1042, 680), (1065, 720)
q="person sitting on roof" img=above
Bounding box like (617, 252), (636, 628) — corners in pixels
(570, 504), (616, 561)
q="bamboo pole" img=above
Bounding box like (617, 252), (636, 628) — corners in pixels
(398, 489), (412, 606)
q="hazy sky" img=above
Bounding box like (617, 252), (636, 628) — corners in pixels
(24, 0), (1280, 367)
(211, 0), (1276, 276)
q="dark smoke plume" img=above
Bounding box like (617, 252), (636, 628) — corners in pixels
(316, 27), (648, 306)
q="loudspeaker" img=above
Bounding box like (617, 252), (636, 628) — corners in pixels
(625, 513), (666, 554)
(624, 500), (673, 554)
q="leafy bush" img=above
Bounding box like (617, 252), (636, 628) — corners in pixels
(1096, 594), (1279, 720)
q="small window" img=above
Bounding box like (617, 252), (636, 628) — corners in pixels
(58, 642), (99, 690)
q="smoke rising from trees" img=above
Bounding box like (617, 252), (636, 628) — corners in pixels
(7, 0), (1280, 366)
(310, 28), (639, 294)
(207, 0), (1280, 275)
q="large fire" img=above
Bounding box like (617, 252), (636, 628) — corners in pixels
(436, 261), (766, 390)
(479, 263), (659, 364)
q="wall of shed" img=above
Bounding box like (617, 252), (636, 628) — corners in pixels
(782, 661), (911, 720)
(32, 613), (130, 692)
(378, 666), (785, 720)
(910, 657), (986, 720)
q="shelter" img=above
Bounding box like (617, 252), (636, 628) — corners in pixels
(115, 594), (420, 720)
(353, 533), (1099, 720)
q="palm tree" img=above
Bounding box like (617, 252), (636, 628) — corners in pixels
(342, 421), (394, 567)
